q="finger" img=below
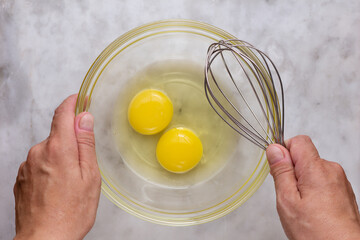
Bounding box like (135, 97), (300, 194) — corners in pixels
(343, 176), (360, 220)
(286, 135), (320, 179)
(17, 161), (26, 178)
(266, 144), (300, 200)
(286, 135), (320, 164)
(74, 112), (98, 178)
(50, 94), (78, 142)
(16, 161), (27, 184)
(13, 161), (26, 196)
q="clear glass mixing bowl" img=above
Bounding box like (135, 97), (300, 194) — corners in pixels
(75, 19), (270, 226)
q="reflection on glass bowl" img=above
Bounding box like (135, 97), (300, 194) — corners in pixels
(75, 19), (269, 226)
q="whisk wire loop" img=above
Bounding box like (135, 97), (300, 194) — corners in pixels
(204, 39), (285, 150)
(218, 47), (275, 145)
(206, 50), (271, 148)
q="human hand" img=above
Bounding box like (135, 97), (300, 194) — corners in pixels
(266, 135), (360, 240)
(13, 95), (101, 240)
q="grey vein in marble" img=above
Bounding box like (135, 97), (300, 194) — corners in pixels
(1, 0), (359, 239)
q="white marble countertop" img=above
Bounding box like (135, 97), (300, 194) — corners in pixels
(1, 0), (360, 239)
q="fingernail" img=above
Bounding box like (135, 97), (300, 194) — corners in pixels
(79, 113), (94, 131)
(266, 145), (285, 165)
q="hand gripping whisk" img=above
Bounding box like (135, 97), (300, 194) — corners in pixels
(204, 39), (285, 150)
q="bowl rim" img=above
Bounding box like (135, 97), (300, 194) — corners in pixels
(75, 19), (270, 226)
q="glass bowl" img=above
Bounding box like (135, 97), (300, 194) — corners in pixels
(75, 19), (269, 226)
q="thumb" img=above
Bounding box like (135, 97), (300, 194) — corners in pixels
(266, 144), (300, 199)
(75, 112), (98, 173)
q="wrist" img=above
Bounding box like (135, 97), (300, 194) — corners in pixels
(14, 230), (68, 240)
(331, 222), (360, 240)
(347, 226), (360, 240)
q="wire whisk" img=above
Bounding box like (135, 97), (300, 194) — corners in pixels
(204, 39), (285, 150)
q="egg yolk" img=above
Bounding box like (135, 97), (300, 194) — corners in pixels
(128, 89), (173, 135)
(156, 127), (203, 173)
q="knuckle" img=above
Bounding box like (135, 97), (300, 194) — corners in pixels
(296, 135), (312, 143)
(312, 160), (326, 175)
(87, 163), (101, 186)
(271, 163), (293, 179)
(85, 221), (94, 232)
(93, 165), (101, 179)
(276, 191), (294, 211)
(83, 166), (101, 188)
(18, 161), (26, 172)
(27, 145), (42, 167)
(26, 155), (39, 170)
(77, 135), (95, 149)
(54, 105), (63, 116)
(329, 161), (345, 177)
(54, 96), (76, 116)
(331, 161), (344, 172)
(46, 138), (60, 153)
(26, 156), (35, 168)
(95, 172), (102, 187)
(13, 182), (17, 195)
(91, 165), (101, 182)
(28, 144), (40, 157)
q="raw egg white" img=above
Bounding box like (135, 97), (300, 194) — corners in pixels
(113, 60), (239, 187)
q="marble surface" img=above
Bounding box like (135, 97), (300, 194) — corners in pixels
(1, 0), (360, 239)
